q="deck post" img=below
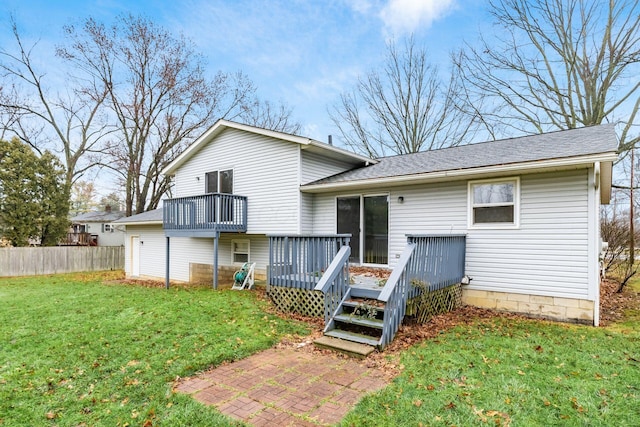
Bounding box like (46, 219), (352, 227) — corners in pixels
(213, 231), (219, 290)
(165, 236), (170, 289)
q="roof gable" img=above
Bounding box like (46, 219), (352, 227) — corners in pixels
(162, 119), (375, 176)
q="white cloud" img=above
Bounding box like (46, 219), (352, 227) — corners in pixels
(345, 0), (374, 14)
(380, 0), (457, 34)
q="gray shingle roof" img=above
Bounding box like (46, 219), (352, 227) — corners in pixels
(304, 125), (618, 186)
(112, 208), (163, 224)
(71, 210), (125, 223)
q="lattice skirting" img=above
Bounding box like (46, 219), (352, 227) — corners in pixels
(267, 286), (324, 318)
(406, 283), (462, 323)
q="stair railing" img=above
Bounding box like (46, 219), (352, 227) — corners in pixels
(377, 242), (416, 349)
(314, 245), (351, 327)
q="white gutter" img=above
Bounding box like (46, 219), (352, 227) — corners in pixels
(113, 220), (163, 226)
(300, 152), (619, 193)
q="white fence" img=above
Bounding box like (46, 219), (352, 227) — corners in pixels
(0, 246), (124, 277)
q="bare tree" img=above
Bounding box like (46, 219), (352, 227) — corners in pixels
(69, 180), (98, 215)
(238, 99), (301, 134)
(330, 36), (476, 158)
(2, 14), (300, 217)
(58, 15), (259, 215)
(454, 0), (640, 151)
(0, 18), (111, 189)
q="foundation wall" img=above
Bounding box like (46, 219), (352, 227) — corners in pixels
(462, 288), (594, 325)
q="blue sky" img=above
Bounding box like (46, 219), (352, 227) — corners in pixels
(1, 0), (491, 143)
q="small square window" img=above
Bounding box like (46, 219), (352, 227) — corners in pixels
(469, 178), (519, 228)
(232, 240), (249, 263)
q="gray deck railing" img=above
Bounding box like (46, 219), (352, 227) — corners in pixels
(163, 193), (247, 233)
(378, 234), (466, 349)
(406, 234), (467, 297)
(378, 243), (416, 349)
(314, 245), (351, 326)
(268, 235), (351, 291)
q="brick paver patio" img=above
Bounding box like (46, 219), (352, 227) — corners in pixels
(174, 347), (390, 426)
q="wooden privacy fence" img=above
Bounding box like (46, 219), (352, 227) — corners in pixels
(0, 246), (124, 277)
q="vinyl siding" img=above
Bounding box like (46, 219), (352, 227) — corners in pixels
(171, 128), (300, 234)
(300, 193), (314, 234)
(123, 225), (165, 280)
(311, 193), (338, 235)
(84, 224), (126, 246)
(310, 169), (592, 300)
(169, 234), (269, 282)
(466, 170), (590, 299)
(300, 150), (356, 184)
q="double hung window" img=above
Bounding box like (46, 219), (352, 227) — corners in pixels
(469, 178), (519, 227)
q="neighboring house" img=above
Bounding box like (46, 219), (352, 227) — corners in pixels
(68, 206), (126, 246)
(115, 119), (618, 328)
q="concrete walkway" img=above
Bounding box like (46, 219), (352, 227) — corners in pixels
(174, 347), (389, 426)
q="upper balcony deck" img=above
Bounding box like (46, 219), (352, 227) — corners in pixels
(163, 193), (247, 237)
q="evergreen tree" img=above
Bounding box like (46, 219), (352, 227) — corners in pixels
(0, 138), (69, 246)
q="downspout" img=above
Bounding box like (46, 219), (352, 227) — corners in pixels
(213, 231), (219, 290)
(165, 236), (170, 289)
(593, 162), (601, 326)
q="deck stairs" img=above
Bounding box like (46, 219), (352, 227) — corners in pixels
(312, 235), (467, 356)
(315, 284), (386, 357)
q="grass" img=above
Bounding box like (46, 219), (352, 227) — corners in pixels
(0, 272), (309, 426)
(342, 317), (640, 426)
(628, 275), (640, 292)
(3, 271), (639, 426)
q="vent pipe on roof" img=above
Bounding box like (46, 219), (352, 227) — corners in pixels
(328, 135), (333, 145)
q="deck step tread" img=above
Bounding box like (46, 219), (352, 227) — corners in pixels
(349, 287), (382, 299)
(325, 329), (380, 347)
(342, 300), (386, 311)
(334, 314), (384, 329)
(313, 336), (375, 358)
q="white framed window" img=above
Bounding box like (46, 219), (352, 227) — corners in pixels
(468, 177), (520, 228)
(232, 240), (249, 263)
(103, 223), (115, 233)
(205, 169), (233, 194)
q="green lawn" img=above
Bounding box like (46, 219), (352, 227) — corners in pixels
(342, 318), (640, 426)
(0, 272), (309, 426)
(2, 273), (639, 426)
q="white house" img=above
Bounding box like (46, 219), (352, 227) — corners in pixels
(114, 120), (618, 327)
(69, 206), (126, 246)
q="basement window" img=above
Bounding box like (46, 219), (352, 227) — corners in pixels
(468, 177), (519, 228)
(232, 240), (249, 263)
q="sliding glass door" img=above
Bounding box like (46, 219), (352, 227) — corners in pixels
(364, 195), (388, 264)
(337, 197), (360, 263)
(337, 195), (388, 265)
